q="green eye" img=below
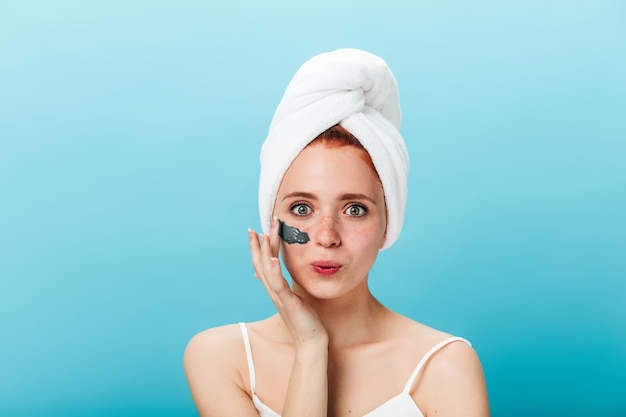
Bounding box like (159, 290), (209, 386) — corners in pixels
(345, 204), (367, 217)
(290, 203), (312, 216)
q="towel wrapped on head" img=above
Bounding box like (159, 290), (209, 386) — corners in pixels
(259, 48), (410, 250)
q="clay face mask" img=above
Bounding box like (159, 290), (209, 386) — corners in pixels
(277, 219), (310, 244)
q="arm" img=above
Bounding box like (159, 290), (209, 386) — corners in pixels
(282, 337), (328, 416)
(249, 218), (329, 417)
(418, 341), (490, 417)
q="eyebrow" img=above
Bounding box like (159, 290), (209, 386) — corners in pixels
(282, 192), (377, 205)
(282, 192), (317, 201)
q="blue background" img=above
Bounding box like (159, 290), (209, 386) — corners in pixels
(1, 1), (625, 416)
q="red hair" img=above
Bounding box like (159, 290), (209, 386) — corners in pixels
(307, 125), (380, 181)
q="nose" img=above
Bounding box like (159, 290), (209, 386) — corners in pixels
(314, 216), (341, 248)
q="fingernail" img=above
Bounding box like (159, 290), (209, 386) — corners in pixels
(272, 216), (278, 228)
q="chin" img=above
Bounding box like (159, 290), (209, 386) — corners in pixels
(291, 272), (365, 302)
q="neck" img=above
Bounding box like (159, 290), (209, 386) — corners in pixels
(293, 281), (390, 349)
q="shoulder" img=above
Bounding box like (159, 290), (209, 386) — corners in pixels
(416, 336), (490, 416)
(387, 313), (489, 415)
(184, 323), (259, 416)
(185, 323), (245, 352)
(184, 323), (246, 380)
(184, 323), (244, 361)
(423, 337), (484, 382)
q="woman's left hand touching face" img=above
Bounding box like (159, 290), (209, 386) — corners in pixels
(248, 217), (328, 348)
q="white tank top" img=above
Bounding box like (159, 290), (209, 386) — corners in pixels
(239, 322), (470, 417)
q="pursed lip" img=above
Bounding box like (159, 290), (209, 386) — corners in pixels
(310, 261), (342, 276)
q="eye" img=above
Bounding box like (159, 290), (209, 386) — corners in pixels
(290, 203), (312, 216)
(345, 204), (367, 217)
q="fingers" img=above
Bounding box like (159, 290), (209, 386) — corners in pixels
(260, 232), (284, 294)
(248, 228), (288, 302)
(248, 228), (262, 279)
(248, 229), (270, 292)
(270, 216), (281, 257)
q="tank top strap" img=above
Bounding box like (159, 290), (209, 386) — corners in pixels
(402, 336), (471, 394)
(238, 322), (257, 393)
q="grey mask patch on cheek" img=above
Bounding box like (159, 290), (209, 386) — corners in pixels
(277, 219), (310, 244)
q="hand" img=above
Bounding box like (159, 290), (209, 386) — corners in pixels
(248, 218), (328, 347)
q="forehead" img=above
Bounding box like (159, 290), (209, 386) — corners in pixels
(278, 143), (383, 197)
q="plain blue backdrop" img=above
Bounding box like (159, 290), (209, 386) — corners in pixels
(1, 1), (625, 416)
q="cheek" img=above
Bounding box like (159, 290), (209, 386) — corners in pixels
(347, 223), (385, 251)
(279, 241), (306, 269)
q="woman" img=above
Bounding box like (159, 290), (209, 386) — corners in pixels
(184, 49), (489, 417)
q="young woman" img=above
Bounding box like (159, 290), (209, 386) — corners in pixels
(184, 49), (489, 417)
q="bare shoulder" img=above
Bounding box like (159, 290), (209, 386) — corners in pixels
(424, 338), (485, 382)
(184, 324), (260, 417)
(385, 313), (489, 416)
(416, 333), (490, 416)
(184, 323), (246, 375)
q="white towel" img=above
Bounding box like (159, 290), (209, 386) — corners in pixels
(259, 48), (409, 250)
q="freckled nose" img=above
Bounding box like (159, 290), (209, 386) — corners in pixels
(315, 217), (341, 248)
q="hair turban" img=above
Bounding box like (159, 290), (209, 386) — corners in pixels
(258, 48), (409, 250)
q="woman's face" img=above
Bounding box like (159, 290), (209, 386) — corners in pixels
(273, 143), (387, 301)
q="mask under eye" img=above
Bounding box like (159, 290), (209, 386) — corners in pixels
(278, 219), (310, 244)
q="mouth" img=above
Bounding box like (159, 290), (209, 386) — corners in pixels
(311, 261), (342, 276)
